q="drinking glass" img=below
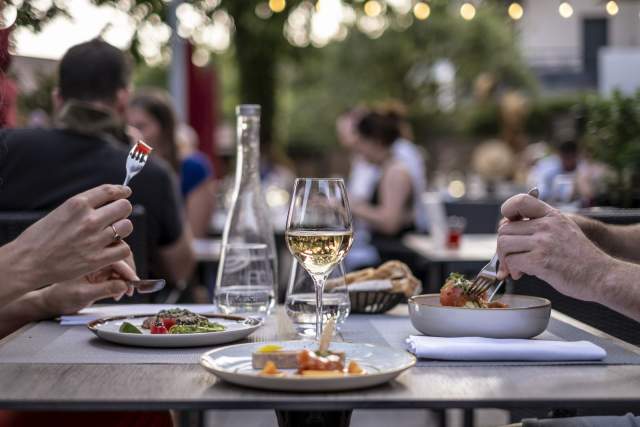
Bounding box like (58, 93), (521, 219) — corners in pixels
(214, 243), (275, 318)
(285, 260), (350, 337)
(285, 178), (353, 340)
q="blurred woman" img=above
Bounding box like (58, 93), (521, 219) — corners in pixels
(350, 112), (416, 265)
(128, 90), (215, 237)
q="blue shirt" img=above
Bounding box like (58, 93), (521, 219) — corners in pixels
(180, 152), (213, 197)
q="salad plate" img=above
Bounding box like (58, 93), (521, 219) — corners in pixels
(88, 311), (262, 348)
(200, 340), (415, 392)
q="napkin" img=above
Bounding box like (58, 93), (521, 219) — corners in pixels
(59, 304), (217, 326)
(347, 280), (393, 292)
(406, 335), (607, 361)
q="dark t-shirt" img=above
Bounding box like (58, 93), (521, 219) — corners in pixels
(0, 127), (184, 264)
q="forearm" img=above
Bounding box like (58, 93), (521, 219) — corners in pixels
(0, 290), (52, 339)
(353, 204), (404, 236)
(597, 258), (640, 322)
(0, 241), (41, 306)
(571, 215), (640, 263)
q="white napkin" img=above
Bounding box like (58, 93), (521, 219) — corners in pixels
(347, 280), (393, 292)
(406, 335), (607, 361)
(59, 304), (217, 326)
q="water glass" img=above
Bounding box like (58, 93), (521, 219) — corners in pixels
(285, 259), (350, 338)
(214, 243), (275, 318)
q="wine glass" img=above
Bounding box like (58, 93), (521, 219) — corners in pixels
(285, 178), (353, 341)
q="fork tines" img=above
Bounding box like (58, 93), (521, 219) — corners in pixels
(131, 140), (152, 160)
(467, 275), (495, 297)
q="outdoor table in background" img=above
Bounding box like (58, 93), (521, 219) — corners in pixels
(1, 305), (640, 427)
(403, 233), (496, 291)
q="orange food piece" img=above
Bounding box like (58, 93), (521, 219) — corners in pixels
(297, 349), (344, 373)
(440, 282), (469, 307)
(260, 360), (281, 375)
(347, 360), (364, 375)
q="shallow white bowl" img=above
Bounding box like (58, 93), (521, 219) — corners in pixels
(408, 294), (551, 339)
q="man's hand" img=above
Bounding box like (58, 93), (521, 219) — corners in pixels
(497, 193), (612, 302)
(10, 184), (134, 287)
(39, 260), (139, 316)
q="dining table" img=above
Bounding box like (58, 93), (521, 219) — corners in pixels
(1, 304), (640, 427)
(403, 233), (497, 291)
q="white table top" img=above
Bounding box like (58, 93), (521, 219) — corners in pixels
(403, 233), (497, 263)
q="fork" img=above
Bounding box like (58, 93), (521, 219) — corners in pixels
(123, 141), (152, 186)
(466, 187), (540, 300)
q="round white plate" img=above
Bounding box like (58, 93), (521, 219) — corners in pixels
(88, 313), (262, 348)
(200, 341), (416, 392)
(409, 294), (551, 339)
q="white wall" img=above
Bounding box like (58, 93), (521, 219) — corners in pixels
(599, 47), (640, 94)
(516, 0), (640, 70)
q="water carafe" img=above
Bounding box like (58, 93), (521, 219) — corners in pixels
(215, 105), (278, 317)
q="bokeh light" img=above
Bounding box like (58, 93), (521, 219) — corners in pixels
(606, 1), (619, 16)
(558, 2), (573, 18)
(364, 0), (382, 17)
(508, 2), (523, 20)
(460, 3), (476, 21)
(269, 0), (286, 13)
(413, 2), (431, 20)
(448, 180), (466, 198)
(0, 5), (17, 30)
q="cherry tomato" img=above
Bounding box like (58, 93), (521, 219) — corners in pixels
(440, 283), (468, 307)
(151, 319), (168, 334)
(162, 318), (176, 330)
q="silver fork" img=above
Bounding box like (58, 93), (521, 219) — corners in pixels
(123, 141), (152, 186)
(466, 187), (540, 300)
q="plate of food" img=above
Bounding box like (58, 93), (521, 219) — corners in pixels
(408, 273), (551, 338)
(88, 308), (262, 348)
(200, 320), (415, 392)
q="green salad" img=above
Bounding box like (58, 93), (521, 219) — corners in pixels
(169, 323), (226, 334)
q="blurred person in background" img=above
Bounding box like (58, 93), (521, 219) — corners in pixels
(0, 38), (195, 285)
(350, 111), (420, 270)
(528, 139), (582, 203)
(0, 28), (17, 128)
(128, 90), (216, 238)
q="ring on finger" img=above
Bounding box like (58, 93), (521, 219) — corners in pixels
(110, 224), (122, 242)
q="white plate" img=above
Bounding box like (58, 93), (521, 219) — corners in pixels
(409, 294), (551, 339)
(200, 341), (416, 392)
(88, 313), (262, 348)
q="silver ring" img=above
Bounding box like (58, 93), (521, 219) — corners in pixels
(111, 224), (122, 242)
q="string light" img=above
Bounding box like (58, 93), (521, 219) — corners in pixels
(508, 2), (524, 20)
(364, 0), (382, 17)
(558, 2), (573, 18)
(413, 2), (431, 20)
(268, 0), (286, 13)
(460, 2), (476, 20)
(606, 0), (619, 15)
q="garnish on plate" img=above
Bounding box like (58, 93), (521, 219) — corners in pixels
(440, 273), (508, 309)
(119, 321), (142, 334)
(141, 308), (227, 334)
(251, 318), (365, 377)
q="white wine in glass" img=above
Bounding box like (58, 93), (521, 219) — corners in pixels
(285, 178), (353, 341)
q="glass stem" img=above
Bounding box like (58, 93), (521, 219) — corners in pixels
(311, 274), (327, 341)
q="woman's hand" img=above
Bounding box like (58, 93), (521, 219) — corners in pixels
(39, 260), (139, 316)
(7, 184), (134, 289)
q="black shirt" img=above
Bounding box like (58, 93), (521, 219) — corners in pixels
(0, 127), (184, 269)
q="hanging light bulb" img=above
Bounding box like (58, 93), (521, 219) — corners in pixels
(460, 2), (476, 20)
(606, 0), (619, 15)
(558, 2), (573, 18)
(413, 2), (431, 20)
(508, 2), (524, 20)
(268, 0), (286, 13)
(364, 0), (382, 17)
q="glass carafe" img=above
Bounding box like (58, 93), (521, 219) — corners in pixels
(215, 105), (278, 317)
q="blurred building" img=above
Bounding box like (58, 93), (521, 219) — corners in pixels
(9, 55), (57, 93)
(516, 0), (640, 93)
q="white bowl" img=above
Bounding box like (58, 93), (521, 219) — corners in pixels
(408, 294), (551, 339)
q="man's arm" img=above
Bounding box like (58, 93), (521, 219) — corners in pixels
(569, 215), (640, 263)
(597, 258), (640, 322)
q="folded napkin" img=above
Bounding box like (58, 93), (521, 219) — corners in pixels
(406, 335), (607, 361)
(347, 280), (393, 292)
(59, 304), (217, 326)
